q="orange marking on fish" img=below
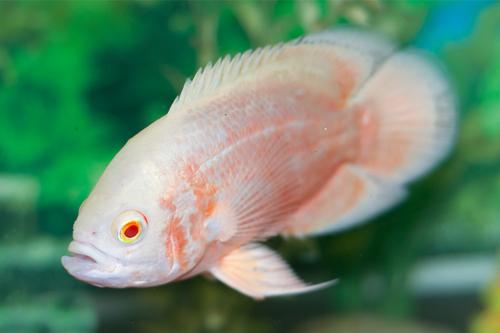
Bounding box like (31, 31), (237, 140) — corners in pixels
(160, 194), (176, 212)
(356, 91), (417, 175)
(168, 163), (218, 243)
(340, 173), (365, 215)
(188, 169), (217, 241)
(168, 216), (188, 270)
(333, 58), (356, 105)
(204, 200), (216, 218)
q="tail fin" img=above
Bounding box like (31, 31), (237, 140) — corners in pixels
(351, 50), (457, 183)
(306, 28), (456, 183)
(285, 30), (456, 237)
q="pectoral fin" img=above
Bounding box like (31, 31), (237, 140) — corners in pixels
(210, 243), (335, 299)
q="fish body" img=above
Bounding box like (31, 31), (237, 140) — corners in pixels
(62, 29), (456, 299)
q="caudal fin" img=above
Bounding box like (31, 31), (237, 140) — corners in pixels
(351, 50), (457, 183)
(285, 31), (456, 237)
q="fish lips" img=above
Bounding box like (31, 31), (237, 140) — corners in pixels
(62, 240), (122, 287)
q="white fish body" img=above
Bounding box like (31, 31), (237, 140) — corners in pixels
(62, 28), (456, 299)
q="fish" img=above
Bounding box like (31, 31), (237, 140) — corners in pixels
(61, 28), (456, 299)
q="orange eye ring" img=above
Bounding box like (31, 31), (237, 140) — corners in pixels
(119, 220), (142, 244)
(114, 210), (147, 245)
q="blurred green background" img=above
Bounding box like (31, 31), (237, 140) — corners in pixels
(1, 1), (499, 333)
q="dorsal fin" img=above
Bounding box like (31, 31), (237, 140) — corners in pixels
(301, 28), (395, 63)
(168, 44), (285, 115)
(167, 28), (396, 117)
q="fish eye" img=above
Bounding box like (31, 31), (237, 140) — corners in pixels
(114, 210), (148, 245)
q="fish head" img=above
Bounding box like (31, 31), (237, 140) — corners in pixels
(62, 140), (181, 288)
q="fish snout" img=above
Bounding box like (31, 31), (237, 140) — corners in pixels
(61, 240), (119, 286)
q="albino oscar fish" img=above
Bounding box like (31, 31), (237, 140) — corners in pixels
(62, 28), (456, 299)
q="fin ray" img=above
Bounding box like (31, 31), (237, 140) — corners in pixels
(169, 28), (397, 118)
(351, 50), (457, 183)
(286, 165), (406, 236)
(210, 243), (335, 299)
(168, 45), (284, 115)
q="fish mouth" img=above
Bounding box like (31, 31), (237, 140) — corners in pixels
(62, 240), (119, 287)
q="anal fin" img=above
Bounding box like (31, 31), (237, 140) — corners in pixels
(286, 164), (407, 236)
(210, 243), (335, 299)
